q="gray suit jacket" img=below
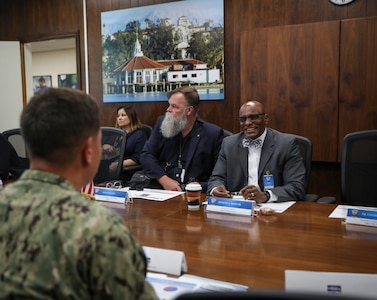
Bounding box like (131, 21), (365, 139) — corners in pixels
(207, 128), (306, 201)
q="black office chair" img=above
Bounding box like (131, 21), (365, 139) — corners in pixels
(175, 290), (365, 300)
(340, 130), (377, 207)
(223, 129), (233, 137)
(140, 124), (153, 139)
(93, 127), (126, 185)
(289, 134), (320, 202)
(2, 128), (30, 173)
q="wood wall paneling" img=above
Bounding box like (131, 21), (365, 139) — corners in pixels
(338, 17), (377, 159)
(241, 21), (339, 161)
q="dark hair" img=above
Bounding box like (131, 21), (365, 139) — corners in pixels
(167, 86), (200, 111)
(38, 77), (45, 82)
(21, 88), (100, 165)
(115, 105), (142, 132)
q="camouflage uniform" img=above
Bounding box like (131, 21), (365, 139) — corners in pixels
(0, 170), (157, 300)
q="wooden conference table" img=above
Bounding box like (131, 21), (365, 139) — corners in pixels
(101, 194), (377, 290)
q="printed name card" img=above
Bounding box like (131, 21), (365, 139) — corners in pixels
(345, 207), (377, 227)
(206, 196), (255, 216)
(94, 187), (128, 204)
(143, 246), (187, 276)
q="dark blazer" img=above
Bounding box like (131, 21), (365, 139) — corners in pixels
(124, 129), (147, 164)
(207, 128), (306, 201)
(140, 116), (224, 192)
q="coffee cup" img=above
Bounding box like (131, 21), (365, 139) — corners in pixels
(185, 182), (202, 211)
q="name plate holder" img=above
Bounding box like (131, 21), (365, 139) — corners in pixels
(94, 187), (129, 204)
(143, 246), (187, 276)
(206, 196), (255, 216)
(345, 207), (377, 227)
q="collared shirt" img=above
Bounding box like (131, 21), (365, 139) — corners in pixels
(246, 129), (277, 202)
(247, 129), (267, 189)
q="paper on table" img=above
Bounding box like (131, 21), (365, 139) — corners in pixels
(181, 274), (248, 292)
(146, 273), (198, 300)
(146, 272), (248, 300)
(121, 187), (184, 201)
(230, 196), (295, 213)
(256, 201), (296, 213)
(328, 205), (377, 219)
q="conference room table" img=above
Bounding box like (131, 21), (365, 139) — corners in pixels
(100, 193), (377, 291)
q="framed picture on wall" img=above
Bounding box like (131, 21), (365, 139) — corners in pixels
(58, 73), (77, 89)
(101, 0), (224, 103)
(33, 75), (51, 94)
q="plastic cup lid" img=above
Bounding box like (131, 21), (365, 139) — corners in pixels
(186, 182), (202, 191)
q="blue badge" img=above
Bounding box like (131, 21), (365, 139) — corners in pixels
(263, 174), (274, 190)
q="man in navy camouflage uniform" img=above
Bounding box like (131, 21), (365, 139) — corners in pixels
(0, 88), (157, 299)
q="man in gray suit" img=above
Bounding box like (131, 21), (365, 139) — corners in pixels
(207, 100), (306, 203)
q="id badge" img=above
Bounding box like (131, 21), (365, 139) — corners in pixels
(173, 167), (182, 182)
(263, 174), (274, 190)
(173, 167), (185, 183)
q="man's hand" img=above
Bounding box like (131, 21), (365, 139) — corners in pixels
(212, 185), (232, 198)
(240, 185), (268, 203)
(102, 144), (115, 153)
(158, 175), (182, 191)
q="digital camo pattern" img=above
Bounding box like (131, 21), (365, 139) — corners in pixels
(0, 170), (157, 300)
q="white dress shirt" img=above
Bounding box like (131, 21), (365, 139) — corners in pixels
(246, 129), (277, 202)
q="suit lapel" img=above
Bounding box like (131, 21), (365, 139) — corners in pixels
(184, 125), (201, 169)
(237, 134), (249, 179)
(259, 129), (274, 177)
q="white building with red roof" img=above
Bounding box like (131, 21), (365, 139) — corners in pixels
(113, 37), (168, 86)
(112, 34), (220, 93)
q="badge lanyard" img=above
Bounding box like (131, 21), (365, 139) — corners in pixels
(177, 137), (186, 183)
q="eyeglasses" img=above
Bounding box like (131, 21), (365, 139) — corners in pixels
(239, 114), (266, 123)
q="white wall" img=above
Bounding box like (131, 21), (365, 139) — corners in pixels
(0, 41), (23, 132)
(24, 43), (34, 102)
(0, 43), (77, 132)
(32, 49), (76, 88)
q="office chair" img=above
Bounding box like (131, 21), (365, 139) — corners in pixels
(140, 124), (153, 139)
(175, 290), (366, 300)
(289, 134), (319, 202)
(223, 129), (233, 137)
(93, 127), (126, 185)
(2, 128), (30, 172)
(340, 130), (377, 207)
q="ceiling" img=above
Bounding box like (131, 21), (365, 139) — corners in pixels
(28, 37), (76, 52)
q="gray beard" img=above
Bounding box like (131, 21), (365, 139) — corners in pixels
(160, 112), (188, 138)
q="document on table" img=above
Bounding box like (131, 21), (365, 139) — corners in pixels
(146, 273), (198, 300)
(256, 201), (296, 213)
(180, 274), (248, 292)
(146, 272), (248, 300)
(329, 205), (376, 219)
(121, 187), (185, 201)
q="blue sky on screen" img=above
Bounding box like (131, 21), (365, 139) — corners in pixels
(101, 0), (224, 35)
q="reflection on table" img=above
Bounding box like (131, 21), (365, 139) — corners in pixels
(100, 195), (377, 290)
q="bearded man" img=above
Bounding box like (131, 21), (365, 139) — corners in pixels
(140, 86), (225, 192)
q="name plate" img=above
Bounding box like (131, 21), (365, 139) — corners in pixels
(345, 207), (377, 227)
(206, 196), (255, 216)
(143, 246), (187, 276)
(94, 187), (128, 204)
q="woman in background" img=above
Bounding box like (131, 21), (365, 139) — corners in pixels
(103, 105), (148, 182)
